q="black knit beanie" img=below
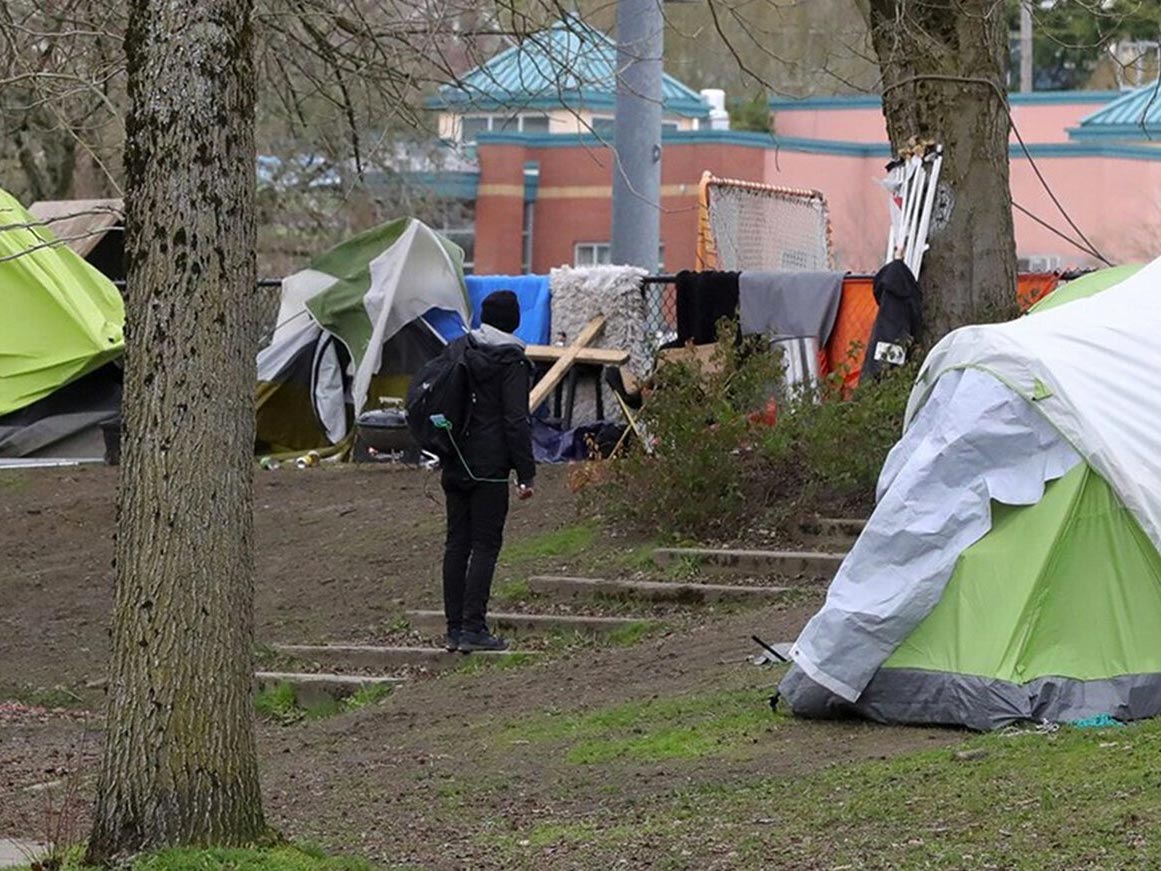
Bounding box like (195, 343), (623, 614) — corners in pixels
(480, 290), (521, 334)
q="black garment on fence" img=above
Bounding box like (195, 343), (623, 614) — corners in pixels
(442, 478), (510, 634)
(672, 270), (740, 346)
(860, 259), (923, 385)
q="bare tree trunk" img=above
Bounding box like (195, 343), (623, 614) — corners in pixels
(86, 0), (265, 861)
(867, 0), (1019, 341)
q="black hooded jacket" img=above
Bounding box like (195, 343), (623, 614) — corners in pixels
(444, 325), (536, 487)
(859, 259), (923, 385)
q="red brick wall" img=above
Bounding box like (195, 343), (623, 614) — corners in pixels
(473, 144), (527, 275)
(475, 139), (771, 275)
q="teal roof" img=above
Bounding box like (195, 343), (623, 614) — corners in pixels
(430, 16), (709, 118)
(1071, 85), (1161, 140)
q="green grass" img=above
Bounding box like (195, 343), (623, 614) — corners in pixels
(500, 685), (777, 765)
(500, 522), (596, 566)
(0, 471), (27, 491)
(11, 845), (376, 871)
(605, 619), (657, 647)
(454, 650), (539, 675)
(492, 578), (533, 601)
(491, 712), (1161, 869)
(255, 682), (392, 725)
(0, 682), (85, 709)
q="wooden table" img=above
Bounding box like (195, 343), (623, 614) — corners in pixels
(526, 344), (630, 429)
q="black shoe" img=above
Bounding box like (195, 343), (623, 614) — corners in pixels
(458, 630), (509, 652)
(445, 630), (461, 652)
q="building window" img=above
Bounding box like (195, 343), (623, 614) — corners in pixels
(460, 115), (491, 143)
(521, 202), (535, 275)
(575, 242), (664, 269)
(574, 242), (612, 266)
(591, 117), (614, 138)
(436, 201), (476, 274)
(460, 113), (552, 142)
(590, 117), (679, 137)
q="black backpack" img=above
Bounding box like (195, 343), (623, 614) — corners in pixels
(405, 336), (474, 459)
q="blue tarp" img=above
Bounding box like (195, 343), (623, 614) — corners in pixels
(466, 275), (551, 345)
(421, 307), (468, 343)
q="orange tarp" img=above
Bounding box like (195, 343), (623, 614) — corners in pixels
(824, 272), (1060, 390)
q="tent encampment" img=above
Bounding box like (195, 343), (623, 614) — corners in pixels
(0, 188), (124, 458)
(780, 255), (1161, 730)
(256, 217), (470, 454)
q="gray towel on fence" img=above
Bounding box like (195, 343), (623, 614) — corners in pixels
(739, 271), (844, 343)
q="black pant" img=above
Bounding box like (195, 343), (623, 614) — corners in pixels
(442, 479), (509, 634)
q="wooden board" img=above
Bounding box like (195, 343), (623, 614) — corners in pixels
(528, 316), (606, 411)
(525, 344), (630, 366)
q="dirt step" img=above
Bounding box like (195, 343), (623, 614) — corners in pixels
(527, 575), (789, 604)
(653, 547), (846, 579)
(254, 671), (404, 706)
(406, 609), (652, 636)
(271, 643), (530, 672)
(799, 517), (867, 539)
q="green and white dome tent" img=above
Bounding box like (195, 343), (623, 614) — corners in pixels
(781, 256), (1161, 730)
(256, 217), (470, 455)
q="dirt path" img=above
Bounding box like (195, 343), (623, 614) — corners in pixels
(1, 464), (581, 692)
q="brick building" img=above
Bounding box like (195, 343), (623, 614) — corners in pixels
(417, 17), (1161, 276)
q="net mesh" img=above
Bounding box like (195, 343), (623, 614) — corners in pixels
(697, 174), (833, 272)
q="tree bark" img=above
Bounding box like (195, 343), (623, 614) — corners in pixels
(86, 0), (265, 861)
(866, 0), (1019, 342)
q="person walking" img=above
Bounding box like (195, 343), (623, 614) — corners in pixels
(442, 290), (535, 653)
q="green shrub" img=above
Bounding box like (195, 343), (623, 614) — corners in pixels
(592, 328), (779, 538)
(590, 326), (918, 540)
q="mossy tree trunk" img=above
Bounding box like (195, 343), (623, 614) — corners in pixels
(865, 0), (1019, 342)
(86, 0), (265, 861)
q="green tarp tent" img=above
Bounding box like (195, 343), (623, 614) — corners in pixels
(0, 188), (123, 415)
(781, 255), (1161, 729)
(256, 217), (470, 454)
(0, 189), (124, 458)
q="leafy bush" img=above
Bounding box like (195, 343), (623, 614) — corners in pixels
(589, 327), (919, 540)
(591, 329), (780, 538)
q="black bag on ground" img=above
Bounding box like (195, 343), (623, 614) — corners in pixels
(405, 336), (473, 459)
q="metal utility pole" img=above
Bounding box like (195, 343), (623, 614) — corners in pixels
(1020, 1), (1034, 92)
(610, 0), (664, 270)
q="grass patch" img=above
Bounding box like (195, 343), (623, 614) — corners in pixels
(500, 685), (777, 765)
(501, 522), (596, 566)
(605, 619), (657, 647)
(255, 682), (300, 724)
(494, 717), (1161, 869)
(455, 651), (539, 676)
(0, 682), (85, 709)
(0, 471), (27, 491)
(12, 845), (376, 871)
(256, 682), (393, 725)
(492, 578), (533, 601)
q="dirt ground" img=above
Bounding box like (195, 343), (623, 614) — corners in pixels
(0, 464), (955, 869)
(1, 464), (584, 690)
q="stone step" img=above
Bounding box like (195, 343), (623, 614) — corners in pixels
(271, 643), (528, 672)
(406, 609), (650, 636)
(0, 839), (45, 869)
(653, 547), (846, 579)
(527, 575), (789, 604)
(799, 517), (867, 539)
(254, 671), (404, 707)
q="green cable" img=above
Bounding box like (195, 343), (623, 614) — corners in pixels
(434, 415), (510, 484)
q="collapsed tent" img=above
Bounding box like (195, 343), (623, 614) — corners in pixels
(0, 188), (124, 457)
(256, 218), (470, 454)
(780, 258), (1161, 730)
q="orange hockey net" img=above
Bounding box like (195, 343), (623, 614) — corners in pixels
(696, 172), (833, 272)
